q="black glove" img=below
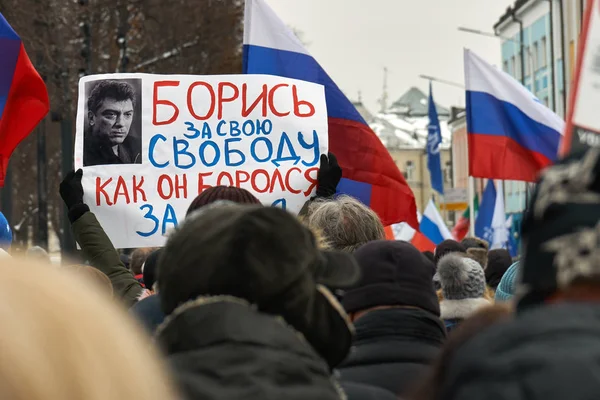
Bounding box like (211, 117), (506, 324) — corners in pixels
(60, 169), (85, 209)
(316, 152), (342, 198)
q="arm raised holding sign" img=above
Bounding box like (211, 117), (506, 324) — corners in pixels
(60, 170), (144, 307)
(299, 152), (343, 217)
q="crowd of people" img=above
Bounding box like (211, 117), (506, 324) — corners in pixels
(1, 148), (600, 400)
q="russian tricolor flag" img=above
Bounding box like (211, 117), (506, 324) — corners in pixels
(464, 49), (563, 181)
(0, 13), (49, 186)
(243, 0), (418, 228)
(386, 199), (453, 252)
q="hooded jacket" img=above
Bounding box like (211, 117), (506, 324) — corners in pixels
(71, 211), (142, 307)
(337, 308), (446, 398)
(438, 303), (600, 400)
(157, 296), (345, 400)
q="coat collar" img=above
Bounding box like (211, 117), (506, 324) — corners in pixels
(353, 307), (446, 345)
(440, 298), (491, 320)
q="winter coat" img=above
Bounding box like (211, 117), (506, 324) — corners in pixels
(71, 211), (142, 307)
(438, 303), (600, 400)
(440, 298), (491, 333)
(130, 294), (165, 333)
(157, 295), (345, 400)
(338, 308), (446, 398)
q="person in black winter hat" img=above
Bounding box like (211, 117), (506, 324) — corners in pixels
(338, 240), (446, 399)
(186, 186), (260, 215)
(518, 148), (600, 309)
(142, 249), (162, 291)
(415, 149), (600, 400)
(423, 251), (435, 264)
(156, 203), (360, 400)
(434, 240), (466, 265)
(485, 249), (513, 290)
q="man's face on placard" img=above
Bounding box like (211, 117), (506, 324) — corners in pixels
(89, 97), (134, 146)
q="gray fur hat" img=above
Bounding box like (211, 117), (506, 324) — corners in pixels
(438, 253), (486, 300)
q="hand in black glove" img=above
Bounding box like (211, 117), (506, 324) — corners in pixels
(60, 169), (85, 209)
(316, 152), (342, 198)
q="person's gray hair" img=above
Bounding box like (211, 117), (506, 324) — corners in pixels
(304, 195), (385, 253)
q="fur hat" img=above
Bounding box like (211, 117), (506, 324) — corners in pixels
(466, 248), (488, 269)
(461, 237), (489, 251)
(438, 253), (486, 301)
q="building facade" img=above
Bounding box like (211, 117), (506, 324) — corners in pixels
(493, 0), (588, 238)
(366, 87), (453, 218)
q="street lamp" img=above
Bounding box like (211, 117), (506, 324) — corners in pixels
(458, 26), (536, 91)
(418, 74), (464, 89)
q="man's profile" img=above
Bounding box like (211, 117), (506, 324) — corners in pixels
(84, 80), (141, 166)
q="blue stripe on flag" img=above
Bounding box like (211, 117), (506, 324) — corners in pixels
(420, 215), (445, 245)
(466, 90), (561, 162)
(243, 44), (366, 124)
(336, 178), (372, 206)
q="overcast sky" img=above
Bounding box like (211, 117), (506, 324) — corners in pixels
(266, 0), (514, 113)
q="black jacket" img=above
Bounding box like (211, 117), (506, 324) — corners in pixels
(130, 294), (164, 333)
(341, 382), (397, 400)
(338, 308), (446, 398)
(438, 303), (600, 400)
(83, 132), (141, 166)
(157, 296), (344, 400)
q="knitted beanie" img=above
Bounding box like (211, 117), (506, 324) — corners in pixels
(495, 261), (520, 302)
(437, 253), (486, 300)
(186, 186), (260, 215)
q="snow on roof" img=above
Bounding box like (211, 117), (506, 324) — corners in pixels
(371, 113), (451, 150)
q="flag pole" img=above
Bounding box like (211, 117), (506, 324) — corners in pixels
(468, 176), (476, 236)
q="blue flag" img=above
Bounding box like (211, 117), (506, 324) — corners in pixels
(475, 180), (496, 244)
(427, 82), (444, 194)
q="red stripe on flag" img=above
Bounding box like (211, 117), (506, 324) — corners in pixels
(384, 225), (395, 240)
(411, 231), (436, 252)
(468, 133), (553, 182)
(0, 44), (49, 186)
(328, 117), (418, 228)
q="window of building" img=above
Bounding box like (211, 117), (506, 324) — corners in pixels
(405, 160), (415, 182)
(524, 46), (531, 75)
(543, 96), (549, 106)
(533, 42), (539, 71)
(510, 56), (516, 76)
(541, 36), (547, 68)
(515, 53), (522, 79)
(444, 161), (452, 184)
(503, 60), (509, 73)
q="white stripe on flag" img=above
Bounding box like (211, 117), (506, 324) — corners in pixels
(243, 0), (310, 55)
(464, 49), (564, 134)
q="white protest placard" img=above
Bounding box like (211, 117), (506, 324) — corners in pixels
(75, 74), (328, 248)
(563, 0), (600, 154)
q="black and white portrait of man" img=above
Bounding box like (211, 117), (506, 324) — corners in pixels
(84, 79), (142, 166)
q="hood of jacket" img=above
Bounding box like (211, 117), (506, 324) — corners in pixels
(338, 307), (446, 397)
(439, 303), (600, 400)
(157, 295), (345, 400)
